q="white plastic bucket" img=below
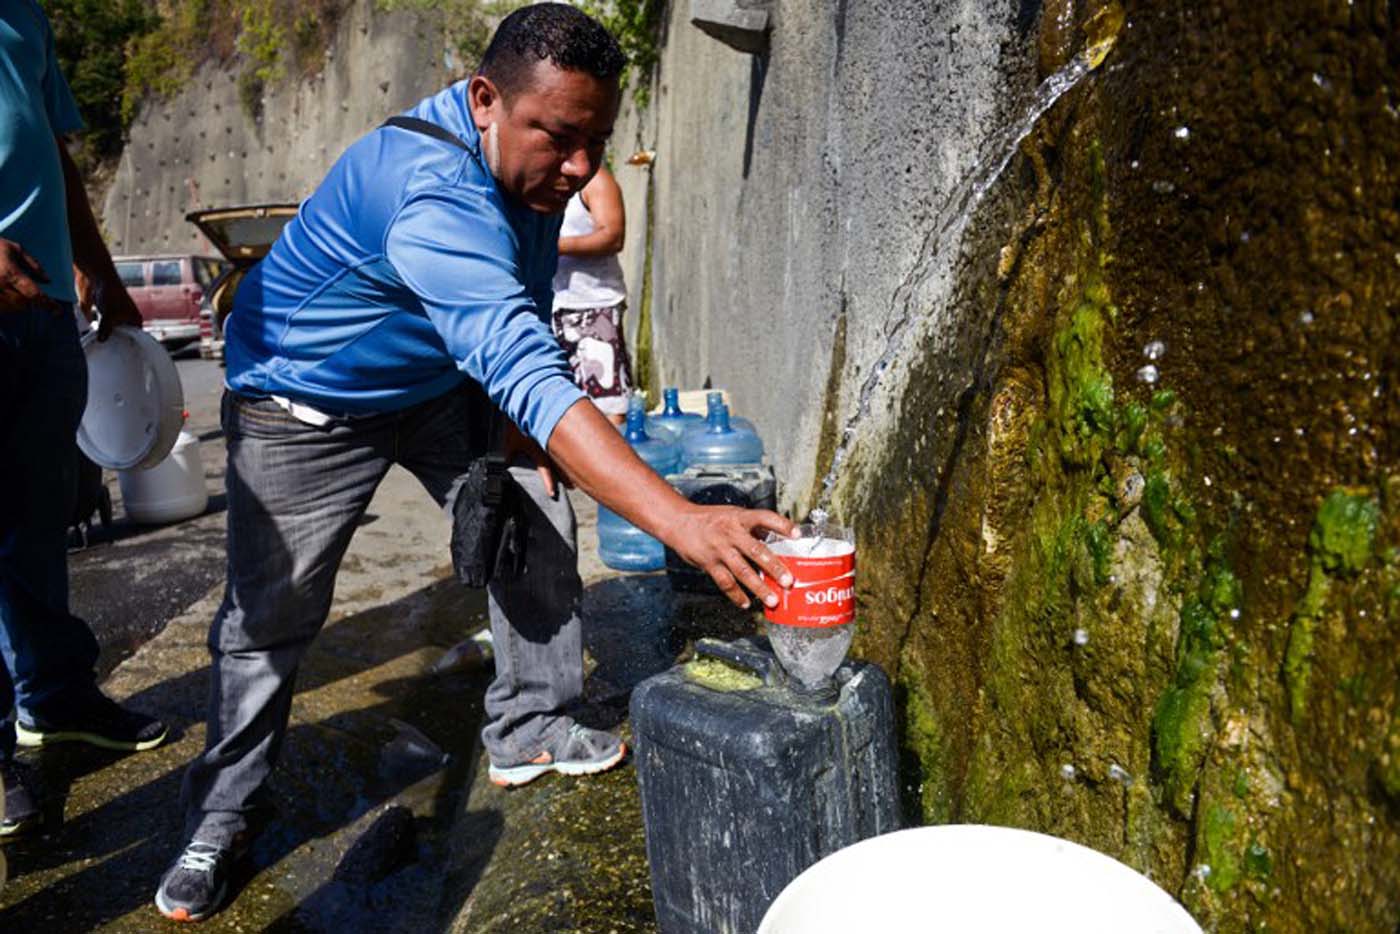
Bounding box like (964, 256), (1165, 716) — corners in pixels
(78, 325), (184, 470)
(118, 430), (208, 525)
(757, 825), (1202, 934)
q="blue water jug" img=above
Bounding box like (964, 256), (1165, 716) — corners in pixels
(598, 397), (682, 571)
(648, 387), (704, 443)
(680, 403), (764, 468)
(679, 391), (756, 440)
(704, 390), (756, 436)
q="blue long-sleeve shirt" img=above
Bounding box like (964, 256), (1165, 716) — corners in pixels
(224, 81), (584, 446)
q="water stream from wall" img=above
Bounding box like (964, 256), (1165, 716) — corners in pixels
(815, 51), (1102, 509)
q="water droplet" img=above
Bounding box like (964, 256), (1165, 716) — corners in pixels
(1203, 476), (1213, 487)
(1312, 72), (1330, 90)
(1143, 339), (1166, 360)
(1060, 763), (1077, 780)
(1229, 608), (1241, 620)
(1349, 427), (1358, 436)
(1193, 864), (1213, 882)
(1151, 179), (1176, 194)
(1072, 628), (1089, 646)
(1130, 159), (1141, 170)
(1108, 763), (1134, 786)
(1173, 125), (1191, 140)
(1299, 310), (1315, 325)
(1240, 230), (1252, 242)
(1135, 364), (1160, 384)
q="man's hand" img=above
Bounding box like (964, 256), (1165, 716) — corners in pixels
(503, 419), (569, 498)
(94, 274), (142, 341)
(546, 398), (800, 609)
(660, 504), (797, 610)
(0, 239), (61, 315)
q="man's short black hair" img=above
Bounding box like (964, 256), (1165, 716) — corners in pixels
(479, 3), (627, 99)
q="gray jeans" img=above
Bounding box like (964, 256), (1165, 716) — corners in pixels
(182, 387), (582, 846)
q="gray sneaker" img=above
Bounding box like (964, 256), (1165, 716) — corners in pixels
(488, 723), (627, 788)
(155, 840), (232, 922)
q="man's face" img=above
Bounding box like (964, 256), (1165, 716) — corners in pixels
(469, 62), (619, 214)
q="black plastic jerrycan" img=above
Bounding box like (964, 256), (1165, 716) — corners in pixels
(630, 637), (901, 934)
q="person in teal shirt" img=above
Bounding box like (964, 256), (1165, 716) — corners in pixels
(0, 0), (166, 840)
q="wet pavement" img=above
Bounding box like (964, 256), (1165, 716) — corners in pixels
(2, 357), (763, 932)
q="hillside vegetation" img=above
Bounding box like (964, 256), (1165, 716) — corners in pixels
(43, 0), (663, 177)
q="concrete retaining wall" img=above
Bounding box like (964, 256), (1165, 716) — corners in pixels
(102, 0), (454, 257)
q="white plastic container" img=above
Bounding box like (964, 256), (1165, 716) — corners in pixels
(118, 430), (208, 524)
(757, 824), (1202, 934)
(78, 325), (184, 470)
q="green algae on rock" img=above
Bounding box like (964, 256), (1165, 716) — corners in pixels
(1199, 803), (1242, 893)
(1284, 488), (1380, 723)
(1311, 488), (1380, 577)
(833, 1), (1400, 930)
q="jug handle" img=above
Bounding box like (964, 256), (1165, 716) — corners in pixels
(695, 637), (775, 681)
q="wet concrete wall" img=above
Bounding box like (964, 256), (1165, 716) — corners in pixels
(101, 0), (454, 256)
(609, 0), (1037, 506)
(621, 1), (1400, 931)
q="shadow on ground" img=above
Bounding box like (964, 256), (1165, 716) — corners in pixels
(5, 483), (764, 933)
(0, 577), (499, 932)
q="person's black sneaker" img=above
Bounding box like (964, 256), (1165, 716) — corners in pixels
(0, 759), (41, 839)
(155, 840), (231, 922)
(15, 688), (167, 752)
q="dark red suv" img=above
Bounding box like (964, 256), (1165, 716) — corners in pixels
(113, 254), (227, 351)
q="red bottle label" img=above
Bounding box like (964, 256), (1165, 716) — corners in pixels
(763, 545), (856, 629)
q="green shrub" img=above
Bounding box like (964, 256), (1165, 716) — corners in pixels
(576, 0), (664, 108)
(42, 0), (160, 164)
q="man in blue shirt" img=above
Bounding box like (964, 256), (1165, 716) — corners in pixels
(0, 0), (167, 840)
(157, 5), (795, 922)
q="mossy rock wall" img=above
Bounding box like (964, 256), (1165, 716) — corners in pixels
(849, 2), (1400, 930)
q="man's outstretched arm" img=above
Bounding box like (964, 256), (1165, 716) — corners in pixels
(57, 137), (141, 339)
(546, 397), (796, 609)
